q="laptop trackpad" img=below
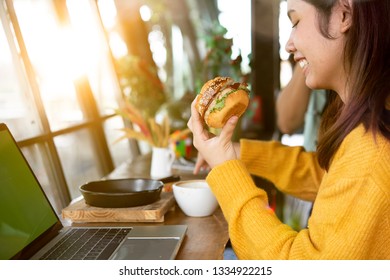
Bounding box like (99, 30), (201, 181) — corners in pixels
(111, 238), (180, 260)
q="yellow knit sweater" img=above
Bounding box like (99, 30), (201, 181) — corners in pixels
(207, 124), (390, 259)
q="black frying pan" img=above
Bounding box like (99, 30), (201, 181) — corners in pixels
(79, 175), (180, 208)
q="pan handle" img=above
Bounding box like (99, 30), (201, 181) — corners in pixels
(159, 175), (181, 184)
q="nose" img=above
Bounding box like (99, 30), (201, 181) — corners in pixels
(285, 33), (296, 54)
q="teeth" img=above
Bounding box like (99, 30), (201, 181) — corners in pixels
(299, 59), (308, 69)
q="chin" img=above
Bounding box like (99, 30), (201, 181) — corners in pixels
(305, 76), (322, 90)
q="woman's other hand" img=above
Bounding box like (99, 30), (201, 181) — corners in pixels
(193, 152), (210, 175)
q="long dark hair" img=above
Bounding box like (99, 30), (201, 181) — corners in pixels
(306, 0), (390, 170)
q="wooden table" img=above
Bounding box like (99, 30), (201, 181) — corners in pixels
(66, 153), (230, 260)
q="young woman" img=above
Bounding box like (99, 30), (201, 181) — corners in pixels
(187, 0), (390, 259)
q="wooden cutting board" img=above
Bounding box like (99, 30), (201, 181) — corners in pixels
(62, 192), (175, 223)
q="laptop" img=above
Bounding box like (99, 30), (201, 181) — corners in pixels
(0, 123), (187, 260)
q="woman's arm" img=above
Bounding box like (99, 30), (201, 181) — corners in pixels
(240, 139), (323, 201)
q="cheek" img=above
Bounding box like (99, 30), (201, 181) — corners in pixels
(312, 41), (344, 84)
(294, 26), (321, 57)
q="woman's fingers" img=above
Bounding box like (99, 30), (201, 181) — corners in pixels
(188, 99), (204, 137)
(188, 98), (210, 144)
(219, 116), (238, 145)
(188, 98), (212, 173)
(193, 153), (209, 175)
(187, 97), (238, 169)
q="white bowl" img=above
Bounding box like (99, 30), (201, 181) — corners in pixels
(172, 180), (219, 217)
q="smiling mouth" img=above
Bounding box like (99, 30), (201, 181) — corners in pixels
(298, 59), (308, 69)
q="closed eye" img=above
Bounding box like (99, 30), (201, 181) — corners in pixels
(292, 21), (299, 28)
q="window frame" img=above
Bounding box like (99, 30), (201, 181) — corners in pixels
(1, 0), (139, 213)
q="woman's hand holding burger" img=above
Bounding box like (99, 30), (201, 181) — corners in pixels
(187, 76), (249, 171)
(187, 98), (239, 170)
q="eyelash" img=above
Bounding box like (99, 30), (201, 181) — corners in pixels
(292, 21), (299, 28)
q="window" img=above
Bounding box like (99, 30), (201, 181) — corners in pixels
(1, 0), (243, 215)
(0, 0), (137, 214)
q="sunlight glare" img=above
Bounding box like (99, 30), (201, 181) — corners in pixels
(97, 0), (118, 30)
(38, 27), (88, 85)
(140, 5), (152, 22)
(109, 32), (128, 59)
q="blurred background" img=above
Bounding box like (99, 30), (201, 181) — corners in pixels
(0, 0), (294, 216)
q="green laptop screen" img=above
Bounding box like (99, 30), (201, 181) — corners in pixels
(0, 129), (58, 259)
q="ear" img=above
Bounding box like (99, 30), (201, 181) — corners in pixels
(339, 0), (353, 33)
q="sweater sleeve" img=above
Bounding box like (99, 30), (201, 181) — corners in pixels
(207, 126), (390, 259)
(207, 160), (390, 259)
(240, 139), (324, 201)
(207, 160), (298, 259)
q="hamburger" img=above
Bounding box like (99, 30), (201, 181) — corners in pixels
(195, 76), (250, 129)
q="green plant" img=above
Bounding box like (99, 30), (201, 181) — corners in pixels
(195, 22), (251, 93)
(116, 55), (167, 119)
(115, 100), (191, 148)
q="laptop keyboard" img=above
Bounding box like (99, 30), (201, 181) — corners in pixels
(40, 228), (131, 260)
